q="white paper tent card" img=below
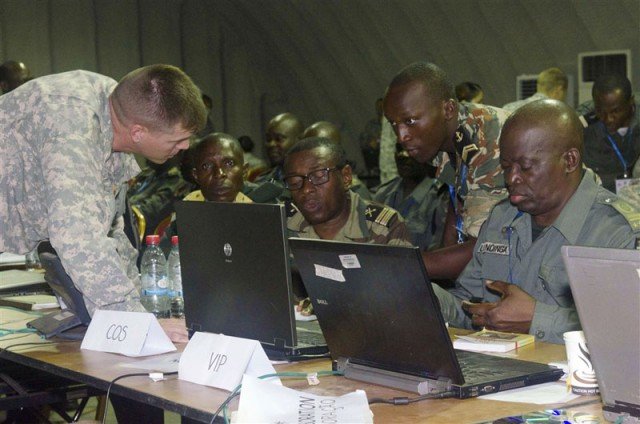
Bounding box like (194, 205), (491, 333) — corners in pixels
(235, 374), (373, 424)
(81, 310), (176, 357)
(178, 332), (278, 392)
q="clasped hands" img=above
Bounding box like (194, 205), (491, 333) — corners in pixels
(461, 280), (535, 334)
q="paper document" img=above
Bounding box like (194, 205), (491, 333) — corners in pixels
(0, 270), (46, 289)
(479, 382), (579, 404)
(0, 253), (26, 266)
(235, 374), (373, 423)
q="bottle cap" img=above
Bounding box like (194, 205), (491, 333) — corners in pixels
(145, 235), (160, 245)
(171, 235), (179, 246)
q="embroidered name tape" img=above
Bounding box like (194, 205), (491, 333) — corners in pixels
(478, 242), (509, 255)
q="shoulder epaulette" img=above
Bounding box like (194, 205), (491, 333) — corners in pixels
(579, 112), (599, 129)
(167, 166), (182, 177)
(285, 200), (299, 218)
(605, 197), (640, 231)
(364, 203), (398, 228)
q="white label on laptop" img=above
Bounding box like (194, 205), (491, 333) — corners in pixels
(178, 332), (279, 392)
(235, 374), (373, 424)
(314, 264), (345, 282)
(81, 310), (176, 357)
(339, 254), (361, 269)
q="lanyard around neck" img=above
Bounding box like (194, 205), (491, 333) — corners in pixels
(602, 122), (634, 174)
(447, 163), (469, 244)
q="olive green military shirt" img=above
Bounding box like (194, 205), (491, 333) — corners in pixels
(287, 191), (412, 246)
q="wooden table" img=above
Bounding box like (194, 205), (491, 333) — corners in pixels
(0, 310), (603, 423)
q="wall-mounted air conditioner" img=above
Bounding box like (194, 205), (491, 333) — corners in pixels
(516, 74), (538, 101)
(578, 50), (632, 105)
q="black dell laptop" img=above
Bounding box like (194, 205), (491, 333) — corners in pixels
(175, 201), (327, 360)
(289, 238), (563, 398)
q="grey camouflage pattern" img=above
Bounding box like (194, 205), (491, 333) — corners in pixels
(0, 70), (144, 315)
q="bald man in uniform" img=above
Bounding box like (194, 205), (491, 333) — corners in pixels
(257, 112), (304, 183)
(303, 120), (371, 199)
(0, 60), (32, 94)
(434, 100), (640, 344)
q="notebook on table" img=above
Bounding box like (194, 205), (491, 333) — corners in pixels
(289, 238), (563, 398)
(175, 201), (327, 360)
(562, 246), (640, 423)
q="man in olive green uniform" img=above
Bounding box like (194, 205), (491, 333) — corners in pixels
(284, 137), (411, 246)
(434, 100), (640, 344)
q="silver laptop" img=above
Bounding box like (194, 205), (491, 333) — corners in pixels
(175, 201), (327, 360)
(562, 246), (640, 423)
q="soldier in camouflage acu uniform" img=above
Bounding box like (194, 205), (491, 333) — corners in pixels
(0, 65), (206, 316)
(434, 101), (640, 344)
(384, 61), (509, 280)
(284, 137), (411, 246)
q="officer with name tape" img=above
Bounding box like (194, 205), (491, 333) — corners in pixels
(433, 99), (640, 344)
(284, 137), (412, 246)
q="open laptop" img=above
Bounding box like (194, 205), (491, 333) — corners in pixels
(289, 238), (563, 398)
(562, 246), (640, 423)
(175, 201), (327, 360)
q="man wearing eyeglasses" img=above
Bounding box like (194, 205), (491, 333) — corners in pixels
(284, 137), (411, 246)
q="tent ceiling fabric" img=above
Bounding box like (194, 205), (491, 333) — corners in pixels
(1, 0), (639, 167)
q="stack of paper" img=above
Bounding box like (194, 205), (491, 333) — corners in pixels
(235, 374), (373, 423)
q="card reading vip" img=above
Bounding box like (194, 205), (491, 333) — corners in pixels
(178, 332), (278, 392)
(80, 310), (176, 357)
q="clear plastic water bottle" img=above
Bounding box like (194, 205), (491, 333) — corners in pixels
(140, 235), (170, 318)
(167, 235), (184, 318)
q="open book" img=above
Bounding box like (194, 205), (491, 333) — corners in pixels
(453, 329), (535, 353)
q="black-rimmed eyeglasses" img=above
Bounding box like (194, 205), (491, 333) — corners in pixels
(283, 167), (340, 191)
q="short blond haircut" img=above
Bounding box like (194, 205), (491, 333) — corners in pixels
(111, 64), (207, 133)
(537, 67), (568, 93)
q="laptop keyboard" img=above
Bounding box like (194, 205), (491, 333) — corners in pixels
(297, 328), (326, 346)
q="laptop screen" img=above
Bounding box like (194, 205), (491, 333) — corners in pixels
(175, 201), (297, 349)
(562, 246), (640, 412)
(289, 238), (464, 384)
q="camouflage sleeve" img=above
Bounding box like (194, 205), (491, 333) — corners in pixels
(131, 168), (190, 223)
(462, 110), (508, 238)
(378, 118), (399, 184)
(41, 104), (144, 315)
(461, 188), (507, 238)
(381, 214), (414, 247)
(110, 184), (142, 293)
